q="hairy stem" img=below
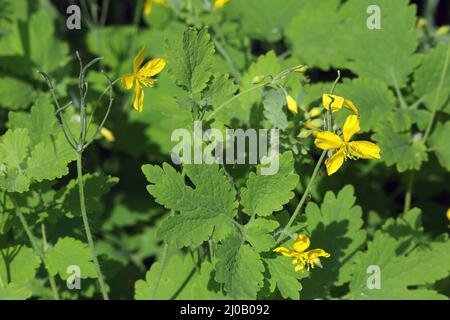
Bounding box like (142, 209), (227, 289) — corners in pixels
(76, 153), (109, 300)
(13, 202), (60, 300)
(276, 151), (327, 243)
(151, 242), (168, 299)
(403, 171), (415, 214)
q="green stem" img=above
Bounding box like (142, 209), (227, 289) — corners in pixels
(423, 44), (450, 143)
(276, 70), (340, 244)
(276, 151), (327, 243)
(14, 204), (60, 300)
(76, 153), (109, 300)
(209, 7), (242, 82)
(206, 82), (268, 121)
(213, 38), (242, 82)
(391, 74), (407, 109)
(151, 242), (168, 300)
(403, 171), (415, 214)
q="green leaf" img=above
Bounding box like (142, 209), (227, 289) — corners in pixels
(0, 284), (32, 300)
(239, 51), (280, 107)
(87, 26), (138, 76)
(166, 27), (215, 94)
(46, 237), (97, 280)
(8, 94), (58, 146)
(202, 74), (238, 108)
(265, 255), (303, 300)
(414, 42), (450, 111)
(59, 173), (119, 218)
(0, 128), (29, 168)
(142, 163), (237, 248)
(285, 0), (346, 69)
(262, 88), (288, 130)
(373, 123), (428, 172)
(0, 77), (35, 110)
(245, 218), (279, 253)
(347, 231), (450, 299)
(341, 0), (419, 87)
(336, 78), (396, 132)
(232, 0), (305, 42)
(428, 122), (450, 171)
(215, 234), (265, 299)
(300, 185), (366, 299)
(241, 152), (299, 217)
(0, 245), (40, 286)
(135, 254), (225, 300)
(28, 10), (69, 72)
(25, 136), (75, 182)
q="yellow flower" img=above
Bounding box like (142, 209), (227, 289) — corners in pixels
(314, 115), (381, 175)
(446, 208), (450, 221)
(322, 94), (358, 114)
(143, 0), (165, 16)
(122, 47), (166, 112)
(286, 95), (298, 114)
(215, 0), (230, 9)
(100, 127), (115, 142)
(273, 234), (330, 272)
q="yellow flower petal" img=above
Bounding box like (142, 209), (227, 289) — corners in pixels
(343, 99), (359, 114)
(292, 234), (310, 253)
(343, 115), (360, 142)
(143, 0), (152, 15)
(121, 74), (135, 91)
(100, 127), (115, 142)
(286, 95), (298, 113)
(446, 208), (450, 221)
(138, 58), (166, 78)
(215, 0), (230, 9)
(294, 264), (305, 272)
(348, 141), (381, 159)
(273, 246), (295, 257)
(314, 131), (343, 150)
(134, 47), (147, 74)
(133, 84), (144, 112)
(325, 149), (345, 175)
(322, 94), (344, 113)
(305, 248), (331, 259)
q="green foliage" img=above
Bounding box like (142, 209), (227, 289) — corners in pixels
(166, 27), (215, 94)
(215, 234), (265, 299)
(241, 152), (299, 217)
(46, 237), (97, 280)
(143, 162), (238, 247)
(0, 0), (449, 302)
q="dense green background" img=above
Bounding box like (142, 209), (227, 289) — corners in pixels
(0, 0), (449, 300)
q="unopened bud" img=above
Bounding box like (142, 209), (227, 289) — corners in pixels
(252, 75), (265, 84)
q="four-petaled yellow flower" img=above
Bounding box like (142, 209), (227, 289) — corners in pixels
(322, 94), (358, 114)
(143, 0), (165, 16)
(274, 234), (330, 272)
(315, 115), (381, 175)
(122, 47), (166, 112)
(215, 0), (231, 9)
